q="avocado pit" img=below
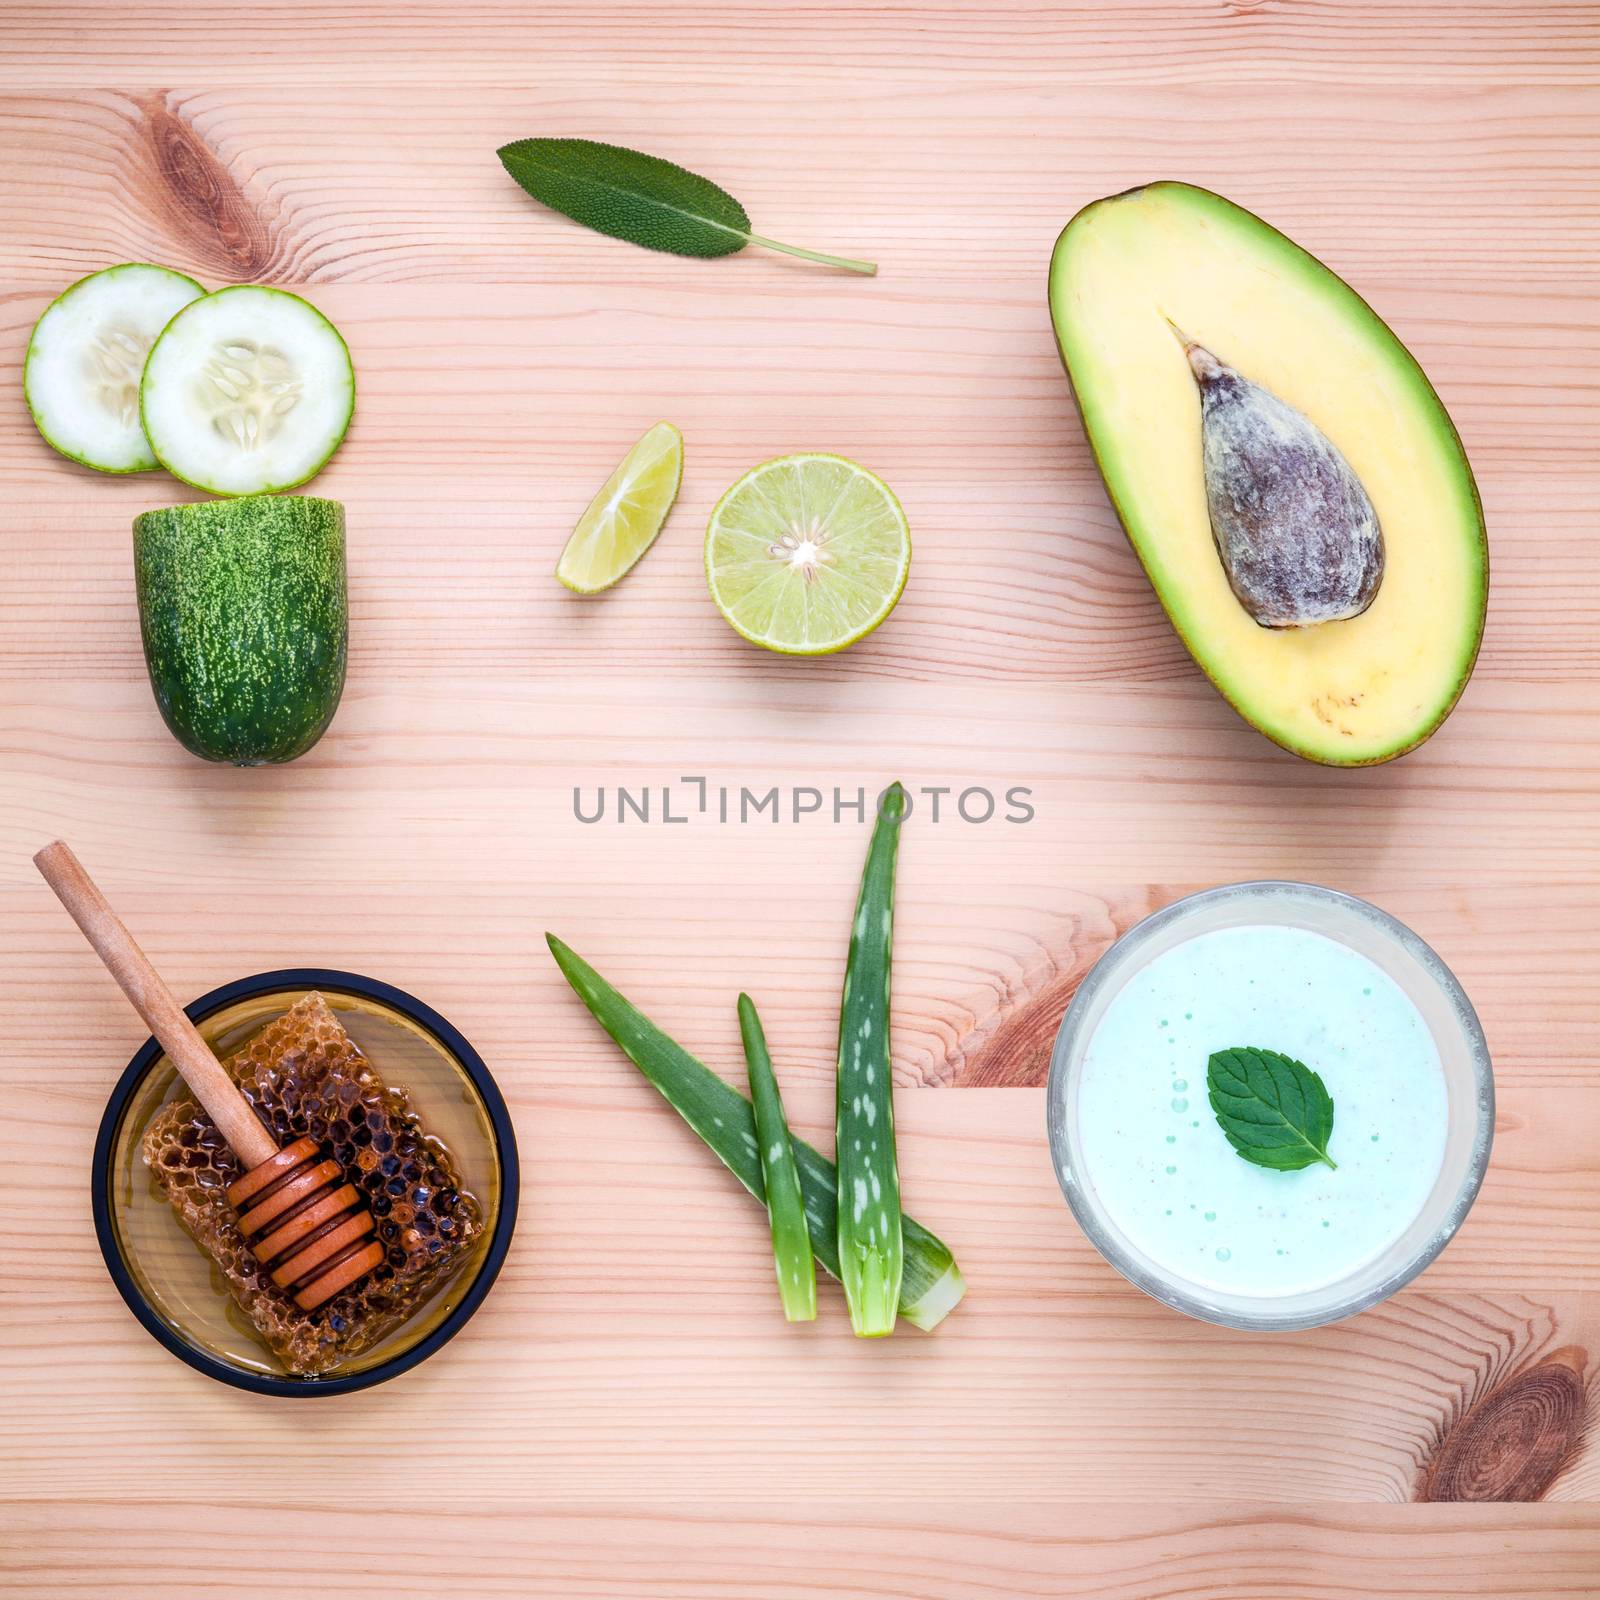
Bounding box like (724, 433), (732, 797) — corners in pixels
(1180, 332), (1384, 629)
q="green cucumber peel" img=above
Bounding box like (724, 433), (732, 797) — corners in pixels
(546, 934), (964, 1331)
(834, 782), (906, 1337)
(738, 993), (817, 1323)
(133, 495), (347, 765)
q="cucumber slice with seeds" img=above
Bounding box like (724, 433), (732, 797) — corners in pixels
(24, 264), (206, 473)
(141, 285), (355, 496)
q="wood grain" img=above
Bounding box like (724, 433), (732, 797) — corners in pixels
(3, 1501), (1599, 1599)
(1, 0), (1598, 1594)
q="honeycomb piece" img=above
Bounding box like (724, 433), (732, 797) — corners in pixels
(142, 992), (483, 1376)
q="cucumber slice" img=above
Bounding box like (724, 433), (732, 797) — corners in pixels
(141, 286), (355, 496)
(24, 264), (206, 473)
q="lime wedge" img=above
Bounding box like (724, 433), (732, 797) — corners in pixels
(557, 421), (683, 593)
(705, 453), (910, 654)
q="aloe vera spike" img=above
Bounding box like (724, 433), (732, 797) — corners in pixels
(737, 993), (817, 1322)
(835, 782), (906, 1338)
(547, 934), (964, 1330)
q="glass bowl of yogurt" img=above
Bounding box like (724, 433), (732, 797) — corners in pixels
(1047, 881), (1493, 1330)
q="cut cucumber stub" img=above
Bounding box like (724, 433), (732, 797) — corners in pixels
(24, 264), (206, 473)
(141, 286), (355, 496)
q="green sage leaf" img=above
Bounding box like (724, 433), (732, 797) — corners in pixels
(496, 138), (876, 275)
(1206, 1046), (1337, 1172)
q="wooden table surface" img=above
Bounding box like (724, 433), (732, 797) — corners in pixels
(3, 2), (1598, 1594)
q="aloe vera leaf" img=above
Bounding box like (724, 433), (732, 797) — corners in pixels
(738, 993), (817, 1322)
(834, 782), (906, 1337)
(547, 934), (964, 1330)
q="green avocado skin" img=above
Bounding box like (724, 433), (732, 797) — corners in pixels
(133, 495), (347, 765)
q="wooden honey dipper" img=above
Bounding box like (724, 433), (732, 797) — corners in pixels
(36, 840), (385, 1311)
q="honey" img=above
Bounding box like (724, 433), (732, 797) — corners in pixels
(142, 992), (483, 1375)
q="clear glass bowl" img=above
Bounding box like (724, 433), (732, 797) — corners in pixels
(1046, 882), (1493, 1330)
(93, 970), (517, 1395)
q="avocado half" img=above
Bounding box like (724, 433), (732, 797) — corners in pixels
(1049, 182), (1487, 766)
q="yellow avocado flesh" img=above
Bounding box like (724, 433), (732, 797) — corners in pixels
(1049, 183), (1487, 765)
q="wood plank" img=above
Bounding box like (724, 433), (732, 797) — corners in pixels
(4, 1), (1598, 87)
(2, 1078), (1596, 1502)
(3, 680), (1598, 901)
(0, 279), (1595, 688)
(3, 1501), (1599, 1598)
(3, 879), (1600, 1091)
(2, 84), (1598, 286)
(1, 1), (1598, 1593)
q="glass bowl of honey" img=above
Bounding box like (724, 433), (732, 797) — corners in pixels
(93, 970), (517, 1395)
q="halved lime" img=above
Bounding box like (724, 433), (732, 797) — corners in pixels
(557, 421), (683, 593)
(705, 453), (910, 654)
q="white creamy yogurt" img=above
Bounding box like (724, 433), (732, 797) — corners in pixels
(1075, 924), (1448, 1297)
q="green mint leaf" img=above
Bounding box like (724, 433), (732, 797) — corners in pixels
(1206, 1046), (1337, 1172)
(496, 138), (876, 275)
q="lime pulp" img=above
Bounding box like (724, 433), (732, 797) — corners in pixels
(704, 453), (910, 654)
(556, 421), (684, 594)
